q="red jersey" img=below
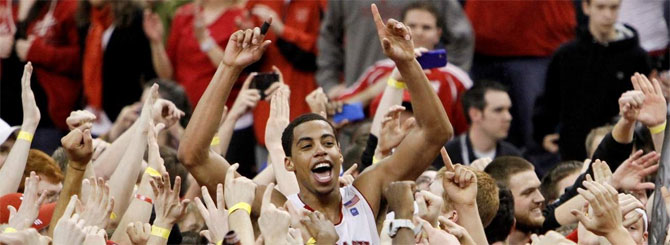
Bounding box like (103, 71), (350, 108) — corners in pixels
(245, 0), (326, 145)
(167, 4), (243, 107)
(339, 59), (471, 135)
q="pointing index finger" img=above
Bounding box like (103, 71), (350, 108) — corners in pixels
(441, 147), (454, 171)
(370, 4), (385, 36)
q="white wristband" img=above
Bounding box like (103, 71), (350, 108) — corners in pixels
(200, 37), (216, 53)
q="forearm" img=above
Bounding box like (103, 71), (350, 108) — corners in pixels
(392, 229), (414, 245)
(267, 146), (299, 196)
(228, 211), (254, 245)
(94, 122), (138, 179)
(198, 39), (225, 67)
(554, 195), (586, 226)
(150, 41), (173, 79)
(108, 132), (148, 219)
(605, 227), (636, 245)
(110, 175), (155, 242)
(370, 84), (404, 136)
(612, 118), (635, 143)
(180, 63), (241, 166)
(252, 164), (275, 186)
(48, 163), (86, 236)
(147, 219), (172, 245)
(453, 204), (487, 245)
(651, 129), (664, 152)
(396, 59), (452, 140)
(0, 124), (36, 195)
(343, 78), (387, 106)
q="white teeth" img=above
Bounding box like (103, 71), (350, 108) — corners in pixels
(314, 163), (330, 169)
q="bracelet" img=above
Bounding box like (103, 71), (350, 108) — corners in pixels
(649, 121), (667, 134)
(307, 237), (316, 245)
(150, 225), (171, 239)
(228, 202), (251, 215)
(17, 131), (33, 142)
(387, 77), (406, 89)
(372, 156), (380, 165)
(136, 194), (153, 204)
(69, 164), (86, 171)
(215, 241), (222, 245)
(211, 136), (220, 146)
(144, 167), (161, 177)
(3, 227), (16, 233)
(110, 212), (117, 220)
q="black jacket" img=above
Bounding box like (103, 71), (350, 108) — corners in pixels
(432, 133), (522, 168)
(533, 24), (651, 161)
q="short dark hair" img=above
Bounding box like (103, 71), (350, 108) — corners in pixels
(485, 188), (515, 243)
(540, 161), (583, 203)
(400, 1), (445, 31)
(462, 81), (507, 124)
(484, 156), (534, 188)
(281, 113), (337, 157)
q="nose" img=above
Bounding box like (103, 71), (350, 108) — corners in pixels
(534, 190), (545, 203)
(504, 110), (512, 122)
(313, 143), (327, 158)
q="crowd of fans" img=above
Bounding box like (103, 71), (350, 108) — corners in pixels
(0, 0), (669, 244)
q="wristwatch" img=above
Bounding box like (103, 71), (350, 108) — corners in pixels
(388, 219), (421, 238)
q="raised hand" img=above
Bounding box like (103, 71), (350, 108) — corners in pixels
(371, 4), (415, 62)
(53, 195), (87, 245)
(66, 110), (97, 131)
(383, 181), (416, 218)
(611, 150), (659, 191)
(195, 184), (228, 244)
(142, 9), (164, 44)
(126, 221), (150, 245)
(306, 87), (328, 115)
(592, 159), (613, 184)
(631, 72), (667, 127)
(440, 147), (477, 206)
(339, 164), (357, 187)
(222, 20), (273, 68)
(20, 62), (40, 130)
(265, 85), (290, 147)
(258, 183), (291, 244)
(8, 172), (46, 230)
(378, 105), (416, 155)
(150, 173), (189, 226)
(77, 177), (114, 229)
(224, 163), (256, 208)
(437, 216), (476, 245)
(571, 181), (626, 238)
(618, 90), (644, 123)
(470, 157), (492, 171)
(618, 193), (643, 227)
(152, 99), (185, 129)
(82, 225), (106, 245)
(416, 216), (459, 244)
(61, 128), (93, 167)
(415, 190), (443, 226)
(230, 74), (262, 121)
(147, 121), (167, 173)
(300, 210), (339, 244)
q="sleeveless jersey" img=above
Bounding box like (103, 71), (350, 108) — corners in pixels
(287, 185), (380, 245)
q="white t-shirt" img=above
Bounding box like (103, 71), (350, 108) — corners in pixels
(286, 185), (380, 245)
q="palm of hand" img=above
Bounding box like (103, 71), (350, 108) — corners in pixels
(207, 209), (229, 238)
(223, 41), (263, 68)
(380, 31), (414, 62)
(638, 95), (666, 126)
(380, 122), (405, 151)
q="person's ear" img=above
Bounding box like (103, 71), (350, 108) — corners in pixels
(437, 27), (442, 38)
(284, 157), (295, 172)
(468, 107), (483, 122)
(643, 231), (648, 243)
(582, 0), (591, 16)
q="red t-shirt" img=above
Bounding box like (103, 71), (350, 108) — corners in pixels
(339, 59), (471, 135)
(167, 4), (243, 107)
(465, 0), (576, 57)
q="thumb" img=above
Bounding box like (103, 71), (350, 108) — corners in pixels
(636, 182), (656, 190)
(7, 206), (16, 218)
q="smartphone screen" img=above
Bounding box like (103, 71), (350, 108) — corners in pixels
(416, 49), (447, 69)
(250, 73), (279, 99)
(333, 102), (365, 124)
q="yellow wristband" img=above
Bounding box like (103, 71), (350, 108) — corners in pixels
(216, 241), (223, 245)
(3, 227), (16, 233)
(307, 237), (316, 245)
(110, 212), (117, 220)
(150, 225), (171, 239)
(372, 156), (380, 164)
(145, 167), (161, 177)
(649, 121), (667, 134)
(387, 77), (406, 89)
(228, 202), (251, 215)
(17, 131), (33, 142)
(211, 136), (221, 146)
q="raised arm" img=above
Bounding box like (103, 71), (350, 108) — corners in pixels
(354, 4), (453, 216)
(143, 9), (173, 79)
(0, 63), (38, 196)
(265, 85), (299, 196)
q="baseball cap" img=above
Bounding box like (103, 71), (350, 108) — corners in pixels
(0, 193), (56, 231)
(0, 118), (19, 145)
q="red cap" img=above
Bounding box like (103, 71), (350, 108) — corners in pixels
(0, 193), (56, 231)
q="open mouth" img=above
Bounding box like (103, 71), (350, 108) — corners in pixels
(311, 161), (333, 184)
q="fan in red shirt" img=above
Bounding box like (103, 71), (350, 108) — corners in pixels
(337, 1), (471, 134)
(237, 0), (326, 146)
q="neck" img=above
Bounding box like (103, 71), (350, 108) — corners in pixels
(508, 229), (530, 245)
(468, 127), (497, 152)
(298, 186), (342, 223)
(589, 23), (616, 43)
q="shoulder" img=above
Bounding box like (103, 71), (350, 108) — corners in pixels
(498, 141), (522, 156)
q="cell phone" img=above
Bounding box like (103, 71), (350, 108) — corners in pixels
(250, 72), (279, 100)
(333, 102), (365, 124)
(416, 49), (447, 69)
